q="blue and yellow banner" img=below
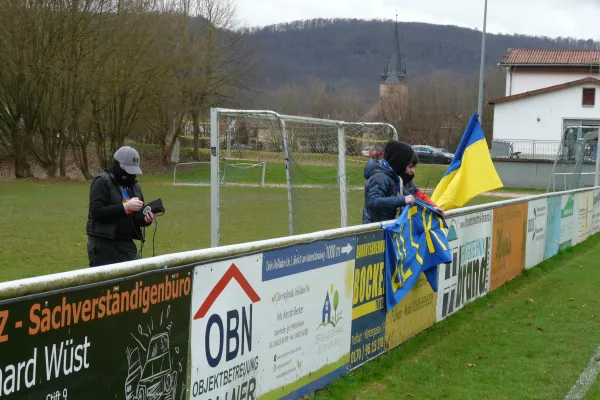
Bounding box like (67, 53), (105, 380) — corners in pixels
(431, 113), (503, 211)
(383, 200), (452, 311)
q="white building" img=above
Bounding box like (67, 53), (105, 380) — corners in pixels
(490, 49), (600, 159)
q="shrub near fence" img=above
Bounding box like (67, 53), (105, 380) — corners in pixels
(0, 188), (599, 399)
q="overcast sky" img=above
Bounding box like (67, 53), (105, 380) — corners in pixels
(235, 0), (600, 40)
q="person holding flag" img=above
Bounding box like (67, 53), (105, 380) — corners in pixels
(383, 113), (503, 311)
(362, 140), (417, 224)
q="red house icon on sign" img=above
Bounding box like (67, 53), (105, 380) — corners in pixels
(193, 263), (261, 320)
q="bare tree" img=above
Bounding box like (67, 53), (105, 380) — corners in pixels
(0, 0), (65, 178)
(88, 0), (171, 168)
(186, 0), (254, 160)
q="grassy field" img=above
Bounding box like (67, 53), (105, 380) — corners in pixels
(174, 158), (544, 194)
(0, 162), (522, 281)
(312, 235), (600, 400)
(173, 158), (447, 188)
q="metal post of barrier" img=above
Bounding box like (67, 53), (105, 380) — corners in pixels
(338, 124), (348, 228)
(210, 108), (220, 248)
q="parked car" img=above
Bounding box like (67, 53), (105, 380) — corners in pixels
(412, 145), (453, 164)
(360, 145), (384, 159)
(435, 147), (456, 159)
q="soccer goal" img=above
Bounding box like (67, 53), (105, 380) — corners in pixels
(208, 108), (399, 247)
(173, 160), (266, 187)
(547, 126), (600, 192)
(220, 160), (266, 187)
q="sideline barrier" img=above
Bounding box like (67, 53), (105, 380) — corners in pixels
(0, 188), (599, 399)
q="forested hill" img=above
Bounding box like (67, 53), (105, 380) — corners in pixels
(248, 18), (598, 97)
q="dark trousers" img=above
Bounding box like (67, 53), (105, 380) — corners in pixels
(87, 236), (138, 267)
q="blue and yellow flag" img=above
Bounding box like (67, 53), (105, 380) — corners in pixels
(431, 113), (503, 210)
(384, 200), (452, 311)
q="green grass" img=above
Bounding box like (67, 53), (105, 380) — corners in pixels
(173, 159), (541, 199)
(496, 187), (547, 195)
(0, 162), (515, 281)
(310, 235), (600, 400)
(173, 159), (448, 188)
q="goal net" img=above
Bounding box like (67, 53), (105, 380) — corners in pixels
(173, 160), (266, 187)
(208, 108), (398, 247)
(220, 160), (266, 187)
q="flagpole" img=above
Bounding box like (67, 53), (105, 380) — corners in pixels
(477, 0), (488, 122)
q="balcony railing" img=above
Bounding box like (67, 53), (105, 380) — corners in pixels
(491, 139), (598, 162)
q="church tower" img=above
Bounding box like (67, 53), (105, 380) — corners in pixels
(380, 17), (408, 100)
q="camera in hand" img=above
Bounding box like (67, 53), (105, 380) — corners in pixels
(143, 198), (165, 216)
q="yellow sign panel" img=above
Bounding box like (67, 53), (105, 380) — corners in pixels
(385, 273), (437, 350)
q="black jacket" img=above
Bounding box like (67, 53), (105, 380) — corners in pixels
(86, 170), (149, 241)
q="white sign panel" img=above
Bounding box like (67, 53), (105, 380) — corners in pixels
(592, 190), (600, 235)
(190, 237), (356, 400)
(578, 191), (594, 243)
(436, 211), (493, 322)
(258, 237), (355, 399)
(525, 199), (548, 269)
(190, 254), (263, 400)
(559, 193), (578, 251)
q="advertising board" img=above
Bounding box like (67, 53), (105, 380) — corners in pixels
(190, 237), (356, 400)
(490, 203), (527, 291)
(525, 199), (548, 269)
(592, 190), (600, 235)
(436, 211), (493, 322)
(577, 191), (594, 243)
(0, 268), (193, 400)
(350, 232), (386, 370)
(559, 193), (578, 251)
(544, 196), (561, 261)
(385, 273), (436, 349)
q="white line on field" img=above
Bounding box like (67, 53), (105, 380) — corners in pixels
(564, 344), (600, 400)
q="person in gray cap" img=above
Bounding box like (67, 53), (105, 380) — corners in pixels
(86, 146), (154, 267)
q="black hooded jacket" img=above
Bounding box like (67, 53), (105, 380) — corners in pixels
(86, 162), (150, 241)
(362, 141), (415, 223)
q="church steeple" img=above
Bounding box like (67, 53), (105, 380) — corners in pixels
(381, 14), (406, 84)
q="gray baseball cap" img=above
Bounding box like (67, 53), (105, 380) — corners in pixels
(114, 146), (142, 175)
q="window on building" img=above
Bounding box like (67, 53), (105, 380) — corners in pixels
(582, 88), (596, 106)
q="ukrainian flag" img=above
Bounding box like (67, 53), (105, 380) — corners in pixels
(431, 113), (503, 210)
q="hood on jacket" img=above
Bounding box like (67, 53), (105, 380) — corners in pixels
(364, 158), (397, 181)
(383, 141), (414, 175)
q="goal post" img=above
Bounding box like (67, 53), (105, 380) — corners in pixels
(209, 107), (399, 248)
